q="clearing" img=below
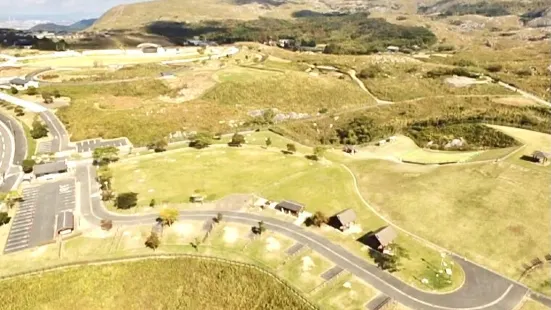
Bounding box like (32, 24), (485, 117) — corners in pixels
(110, 145), (465, 291)
(348, 126), (550, 285)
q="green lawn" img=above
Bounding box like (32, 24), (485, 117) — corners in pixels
(0, 258), (313, 310)
(519, 298), (550, 310)
(278, 250), (334, 293)
(20, 121), (36, 159)
(110, 146), (465, 291)
(347, 126), (551, 285)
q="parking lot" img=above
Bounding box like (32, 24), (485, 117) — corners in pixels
(3, 179), (76, 254)
(75, 138), (130, 153)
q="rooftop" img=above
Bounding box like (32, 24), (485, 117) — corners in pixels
(335, 208), (357, 226)
(33, 161), (68, 175)
(276, 200), (304, 212)
(374, 226), (397, 246)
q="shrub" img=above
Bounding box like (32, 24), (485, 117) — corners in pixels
(53, 90), (61, 98)
(10, 87), (18, 95)
(359, 65), (383, 79)
(396, 16), (407, 21)
(514, 68), (532, 77)
(228, 133), (245, 147)
(435, 45), (454, 52)
(22, 159), (35, 173)
(115, 192), (138, 209)
(30, 120), (48, 139)
(0, 212), (10, 226)
(26, 87), (37, 95)
(486, 64), (503, 73)
(454, 59), (475, 67)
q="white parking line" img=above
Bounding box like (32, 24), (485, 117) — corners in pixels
(4, 244), (29, 252)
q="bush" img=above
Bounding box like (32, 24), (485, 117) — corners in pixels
(454, 59), (475, 67)
(514, 68), (532, 77)
(396, 16), (407, 21)
(42, 92), (53, 104)
(53, 90), (61, 98)
(115, 192), (138, 209)
(228, 133), (245, 147)
(30, 120), (48, 139)
(22, 159), (35, 174)
(435, 45), (454, 52)
(358, 65), (383, 79)
(10, 87), (18, 95)
(189, 132), (212, 149)
(486, 64), (503, 73)
(0, 212), (10, 226)
(25, 87), (37, 95)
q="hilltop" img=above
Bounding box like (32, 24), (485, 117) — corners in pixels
(90, 0), (434, 30)
(30, 19), (97, 32)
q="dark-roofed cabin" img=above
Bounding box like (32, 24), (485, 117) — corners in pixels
(532, 151), (551, 165)
(57, 211), (74, 235)
(330, 208), (357, 231)
(33, 161), (68, 178)
(357, 226), (397, 251)
(275, 200), (304, 217)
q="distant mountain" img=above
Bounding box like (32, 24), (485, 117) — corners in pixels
(30, 18), (97, 32)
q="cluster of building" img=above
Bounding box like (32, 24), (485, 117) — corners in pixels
(256, 199), (397, 252)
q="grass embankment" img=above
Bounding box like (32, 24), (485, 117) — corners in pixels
(347, 126), (550, 288)
(359, 63), (513, 102)
(24, 53), (200, 68)
(204, 70), (375, 113)
(0, 258), (313, 310)
(110, 146), (464, 291)
(519, 298), (550, 310)
(20, 122), (36, 159)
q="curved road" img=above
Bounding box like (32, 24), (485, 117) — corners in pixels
(75, 164), (528, 310)
(0, 113), (26, 192)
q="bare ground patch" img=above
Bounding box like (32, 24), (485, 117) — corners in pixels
(492, 96), (539, 107)
(159, 71), (217, 103)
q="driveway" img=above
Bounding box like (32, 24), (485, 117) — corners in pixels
(75, 163), (528, 310)
(0, 113), (26, 192)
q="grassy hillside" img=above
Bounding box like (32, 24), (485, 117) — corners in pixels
(0, 258), (313, 310)
(91, 0), (331, 30)
(418, 0), (551, 17)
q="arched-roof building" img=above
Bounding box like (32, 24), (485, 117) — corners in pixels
(137, 43), (162, 54)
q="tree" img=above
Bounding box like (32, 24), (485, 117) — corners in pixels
(52, 90), (61, 98)
(190, 237), (201, 252)
(101, 190), (114, 201)
(189, 132), (212, 149)
(30, 120), (48, 139)
(256, 221), (266, 235)
(10, 87), (18, 95)
(93, 146), (119, 166)
(42, 92), (53, 104)
(149, 199), (156, 207)
(145, 233), (160, 250)
(147, 138), (168, 152)
(286, 143), (297, 154)
(312, 146), (326, 160)
(26, 87), (37, 96)
(215, 212), (223, 223)
(310, 211), (327, 227)
(115, 192), (138, 209)
(0, 212), (10, 226)
(100, 219), (113, 231)
(228, 133), (245, 147)
(22, 159), (35, 174)
(369, 244), (410, 273)
(159, 207), (179, 226)
(265, 137), (272, 148)
(97, 166), (113, 190)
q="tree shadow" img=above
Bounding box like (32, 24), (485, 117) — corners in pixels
(520, 155), (539, 163)
(145, 21), (229, 45)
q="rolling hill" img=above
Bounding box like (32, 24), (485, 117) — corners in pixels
(30, 18), (97, 32)
(90, 0), (437, 30)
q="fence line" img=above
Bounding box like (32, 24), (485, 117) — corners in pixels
(0, 253), (319, 309)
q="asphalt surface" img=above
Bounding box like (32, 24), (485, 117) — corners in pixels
(39, 111), (70, 152)
(75, 163), (530, 310)
(0, 113), (26, 167)
(0, 118), (14, 175)
(4, 179), (76, 253)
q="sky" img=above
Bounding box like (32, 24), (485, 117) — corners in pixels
(0, 0), (146, 21)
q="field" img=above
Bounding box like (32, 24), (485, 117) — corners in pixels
(0, 258), (313, 310)
(109, 144), (464, 291)
(23, 53), (200, 68)
(347, 126), (550, 285)
(360, 63), (513, 102)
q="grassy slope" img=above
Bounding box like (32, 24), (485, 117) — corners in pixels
(91, 0), (328, 30)
(204, 70), (375, 113)
(347, 126), (550, 283)
(0, 258), (312, 310)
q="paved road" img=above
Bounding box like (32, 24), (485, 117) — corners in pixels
(0, 92), (46, 113)
(39, 111), (70, 152)
(76, 164), (529, 310)
(0, 113), (26, 192)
